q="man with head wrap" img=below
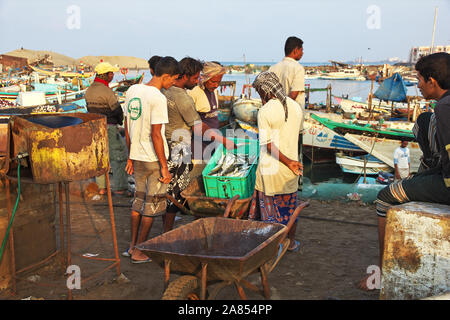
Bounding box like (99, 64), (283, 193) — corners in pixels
(188, 61), (228, 178)
(248, 71), (304, 252)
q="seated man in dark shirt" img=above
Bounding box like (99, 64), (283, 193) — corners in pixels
(361, 52), (450, 290)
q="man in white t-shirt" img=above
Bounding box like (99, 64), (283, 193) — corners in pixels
(393, 140), (410, 180)
(269, 36), (305, 108)
(269, 36), (306, 190)
(123, 56), (180, 263)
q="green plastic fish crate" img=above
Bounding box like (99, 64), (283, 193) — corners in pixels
(202, 138), (259, 199)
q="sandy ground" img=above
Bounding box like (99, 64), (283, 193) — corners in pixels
(0, 180), (381, 301)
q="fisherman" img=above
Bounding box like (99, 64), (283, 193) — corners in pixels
(360, 52), (450, 290)
(148, 55), (162, 77)
(188, 61), (227, 178)
(412, 112), (440, 172)
(124, 56), (162, 167)
(85, 61), (129, 196)
(123, 56), (180, 263)
(393, 139), (410, 180)
(163, 58), (236, 231)
(248, 71), (304, 252)
(124, 56), (162, 161)
(269, 36), (306, 108)
(269, 36), (306, 190)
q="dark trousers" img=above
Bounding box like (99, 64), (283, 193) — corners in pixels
(376, 167), (450, 217)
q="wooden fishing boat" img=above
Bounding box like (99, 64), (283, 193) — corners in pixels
(232, 97), (261, 125)
(344, 133), (421, 173)
(335, 152), (392, 175)
(113, 73), (144, 92)
(29, 65), (95, 78)
(303, 113), (363, 152)
(309, 113), (415, 140)
(318, 68), (365, 81)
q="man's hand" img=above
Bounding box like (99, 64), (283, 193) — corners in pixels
(394, 168), (401, 180)
(125, 159), (134, 175)
(287, 160), (303, 176)
(223, 138), (237, 151)
(159, 166), (172, 184)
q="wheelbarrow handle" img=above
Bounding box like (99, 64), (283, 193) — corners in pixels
(279, 201), (310, 244)
(165, 193), (193, 216)
(223, 194), (240, 218)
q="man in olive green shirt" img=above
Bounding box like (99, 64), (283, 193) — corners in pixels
(85, 62), (129, 195)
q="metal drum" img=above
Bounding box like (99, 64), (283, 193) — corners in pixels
(6, 113), (109, 184)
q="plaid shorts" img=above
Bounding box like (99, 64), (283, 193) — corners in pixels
(132, 160), (168, 217)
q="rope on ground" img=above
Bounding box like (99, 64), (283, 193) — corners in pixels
(57, 201), (131, 207)
(300, 214), (378, 227)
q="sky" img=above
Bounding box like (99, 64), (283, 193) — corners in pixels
(0, 0), (449, 63)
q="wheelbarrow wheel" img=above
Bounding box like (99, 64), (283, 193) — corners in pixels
(162, 276), (206, 300)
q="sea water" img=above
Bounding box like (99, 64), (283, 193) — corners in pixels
(117, 63), (419, 105)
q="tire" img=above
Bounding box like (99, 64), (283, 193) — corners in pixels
(162, 276), (201, 300)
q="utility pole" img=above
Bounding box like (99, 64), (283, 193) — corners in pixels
(430, 7), (438, 54)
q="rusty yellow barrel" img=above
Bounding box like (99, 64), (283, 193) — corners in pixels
(7, 113), (109, 184)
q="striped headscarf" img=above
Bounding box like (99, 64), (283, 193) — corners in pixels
(199, 61), (226, 86)
(252, 71), (288, 121)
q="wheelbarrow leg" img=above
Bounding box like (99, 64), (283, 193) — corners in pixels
(259, 266), (271, 299)
(164, 259), (171, 290)
(201, 263), (208, 300)
(234, 281), (248, 300)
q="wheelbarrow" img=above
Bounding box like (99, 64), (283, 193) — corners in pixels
(166, 176), (252, 219)
(136, 197), (309, 300)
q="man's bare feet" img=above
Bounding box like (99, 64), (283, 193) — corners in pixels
(131, 249), (151, 263)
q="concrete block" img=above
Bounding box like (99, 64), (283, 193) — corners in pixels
(381, 201), (450, 299)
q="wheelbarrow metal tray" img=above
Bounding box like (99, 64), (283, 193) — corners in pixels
(137, 217), (286, 282)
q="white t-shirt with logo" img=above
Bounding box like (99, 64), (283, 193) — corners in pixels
(125, 84), (169, 162)
(393, 146), (410, 169)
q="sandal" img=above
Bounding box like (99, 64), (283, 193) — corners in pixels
(287, 240), (301, 252)
(131, 257), (152, 264)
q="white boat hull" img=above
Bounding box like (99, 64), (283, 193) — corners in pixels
(344, 133), (422, 172)
(303, 116), (362, 151)
(336, 154), (392, 175)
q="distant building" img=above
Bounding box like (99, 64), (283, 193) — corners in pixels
(409, 45), (450, 64)
(0, 54), (28, 70)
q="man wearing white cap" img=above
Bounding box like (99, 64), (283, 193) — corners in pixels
(85, 62), (129, 196)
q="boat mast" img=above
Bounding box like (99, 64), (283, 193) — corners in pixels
(243, 53), (250, 97)
(243, 53), (249, 84)
(430, 7), (438, 54)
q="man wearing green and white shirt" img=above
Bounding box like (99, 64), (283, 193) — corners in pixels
(123, 57), (180, 263)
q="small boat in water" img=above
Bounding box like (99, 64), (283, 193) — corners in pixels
(335, 152), (392, 175)
(318, 68), (365, 81)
